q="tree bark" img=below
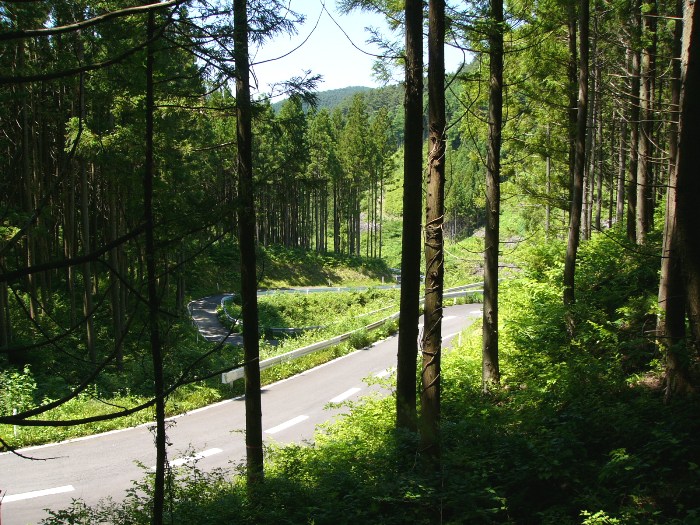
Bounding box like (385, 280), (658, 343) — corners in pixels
(421, 0), (445, 458)
(675, 0), (700, 380)
(396, 0), (422, 432)
(144, 12), (167, 525)
(564, 0), (590, 309)
(567, 0), (578, 212)
(616, 115), (627, 224)
(636, 0), (658, 244)
(483, 0), (503, 389)
(595, 72), (603, 231)
(626, 9), (641, 242)
(234, 0), (264, 487)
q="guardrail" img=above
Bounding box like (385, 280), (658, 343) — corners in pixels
(222, 310), (401, 383)
(220, 284), (484, 384)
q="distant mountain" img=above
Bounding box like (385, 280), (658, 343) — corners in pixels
(269, 77), (466, 149)
(272, 86), (373, 113)
(312, 86), (374, 111)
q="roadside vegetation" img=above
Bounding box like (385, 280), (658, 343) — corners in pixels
(219, 288), (401, 333)
(0, 247), (408, 449)
(44, 226), (700, 524)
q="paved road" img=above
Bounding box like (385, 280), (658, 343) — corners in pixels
(1, 303), (481, 525)
(188, 294), (242, 344)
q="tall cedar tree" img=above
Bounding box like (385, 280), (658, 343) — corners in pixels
(635, 0), (657, 244)
(144, 11), (167, 525)
(421, 0), (445, 457)
(659, 0), (690, 401)
(396, 0), (423, 432)
(563, 0), (590, 309)
(626, 4), (641, 242)
(234, 0), (264, 486)
(483, 0), (504, 389)
(676, 0), (700, 372)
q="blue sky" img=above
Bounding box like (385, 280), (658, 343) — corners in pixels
(249, 2), (395, 97)
(249, 1), (468, 99)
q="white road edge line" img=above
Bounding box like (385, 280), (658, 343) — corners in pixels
(265, 415), (309, 435)
(3, 485), (75, 503)
(329, 387), (361, 403)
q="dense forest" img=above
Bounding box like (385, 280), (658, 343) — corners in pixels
(1, 0), (700, 523)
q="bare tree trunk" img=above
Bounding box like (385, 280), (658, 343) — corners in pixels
(545, 125), (551, 240)
(582, 56), (596, 240)
(483, 0), (503, 389)
(109, 185), (124, 371)
(421, 0), (445, 458)
(396, 0), (422, 432)
(234, 0), (264, 487)
(379, 170), (384, 259)
(564, 0), (590, 309)
(595, 76), (603, 231)
(616, 115), (627, 223)
(567, 0), (578, 214)
(333, 183), (340, 253)
(672, 0), (700, 390)
(20, 40), (39, 325)
(80, 133), (95, 363)
(144, 12), (167, 525)
(0, 255), (9, 349)
(636, 0), (658, 244)
(65, 153), (77, 327)
(627, 11), (641, 242)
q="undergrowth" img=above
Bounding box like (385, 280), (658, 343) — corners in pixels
(42, 227), (700, 523)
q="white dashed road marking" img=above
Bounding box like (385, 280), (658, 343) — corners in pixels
(3, 485), (75, 503)
(265, 415), (309, 435)
(151, 447), (223, 470)
(329, 388), (361, 403)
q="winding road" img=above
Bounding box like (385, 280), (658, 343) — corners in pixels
(1, 297), (481, 525)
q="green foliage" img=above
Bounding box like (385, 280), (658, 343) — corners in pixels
(47, 218), (700, 524)
(258, 244), (394, 287)
(0, 365), (37, 416)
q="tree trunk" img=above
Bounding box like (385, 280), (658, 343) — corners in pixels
(563, 0), (590, 309)
(234, 0), (264, 487)
(144, 12), (167, 525)
(567, 0), (578, 213)
(582, 53), (596, 240)
(636, 0), (658, 244)
(483, 0), (503, 389)
(674, 0), (700, 382)
(0, 255), (10, 349)
(379, 170), (384, 259)
(595, 76), (603, 231)
(421, 0), (445, 458)
(396, 0), (423, 433)
(545, 124), (551, 240)
(626, 13), (641, 242)
(616, 116), (627, 224)
(109, 185), (124, 371)
(333, 183), (340, 253)
(80, 159), (95, 364)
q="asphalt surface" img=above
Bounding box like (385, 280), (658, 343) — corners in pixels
(1, 301), (481, 525)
